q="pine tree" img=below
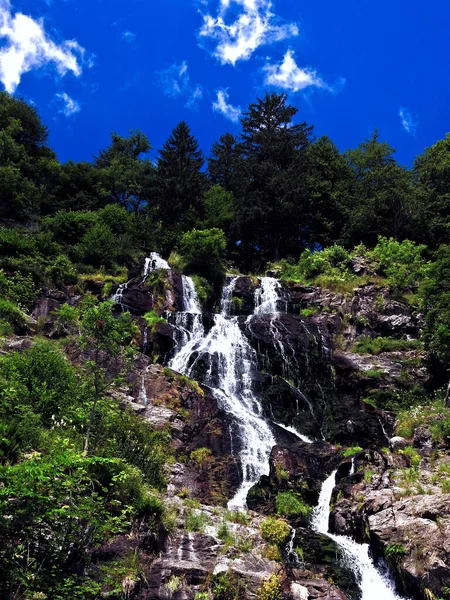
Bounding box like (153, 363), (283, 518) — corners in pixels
(342, 131), (411, 247)
(154, 121), (206, 237)
(237, 92), (313, 264)
(208, 133), (243, 194)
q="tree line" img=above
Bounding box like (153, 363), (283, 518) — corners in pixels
(2, 90), (450, 271)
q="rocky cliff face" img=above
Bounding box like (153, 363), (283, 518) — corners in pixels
(28, 269), (446, 600)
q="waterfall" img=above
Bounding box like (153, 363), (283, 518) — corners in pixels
(255, 277), (286, 314)
(311, 471), (407, 600)
(274, 421), (314, 444)
(170, 276), (276, 509)
(142, 252), (170, 281)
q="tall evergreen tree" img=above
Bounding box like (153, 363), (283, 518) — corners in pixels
(304, 136), (355, 247)
(154, 121), (206, 238)
(237, 92), (313, 265)
(208, 133), (243, 194)
(341, 131), (411, 247)
(412, 133), (450, 248)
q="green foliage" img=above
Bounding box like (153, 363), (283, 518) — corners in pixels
(260, 517), (291, 546)
(191, 275), (213, 307)
(275, 491), (311, 517)
(190, 447), (212, 469)
(352, 336), (422, 355)
(45, 255), (77, 286)
(421, 245), (450, 373)
(373, 236), (427, 293)
(144, 310), (166, 329)
(342, 446), (363, 457)
(203, 185), (235, 233)
(185, 509), (210, 532)
(212, 571), (245, 600)
(257, 575), (282, 600)
(0, 298), (26, 330)
(179, 228), (227, 280)
(385, 543), (407, 565)
(401, 446), (421, 469)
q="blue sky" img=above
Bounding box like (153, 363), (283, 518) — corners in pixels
(1, 0), (449, 166)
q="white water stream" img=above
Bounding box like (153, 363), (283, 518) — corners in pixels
(170, 276), (283, 509)
(311, 470), (406, 600)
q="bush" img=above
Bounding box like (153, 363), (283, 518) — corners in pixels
(75, 222), (119, 268)
(342, 446), (363, 457)
(257, 575), (282, 600)
(179, 228), (227, 280)
(191, 275), (213, 307)
(373, 237), (427, 293)
(260, 517), (291, 545)
(275, 492), (311, 517)
(352, 336), (422, 355)
(0, 298), (26, 329)
(385, 543), (407, 565)
(0, 269), (38, 309)
(45, 255), (77, 286)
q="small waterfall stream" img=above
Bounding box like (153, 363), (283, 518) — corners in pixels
(311, 471), (406, 600)
(131, 258), (405, 597)
(170, 276), (277, 509)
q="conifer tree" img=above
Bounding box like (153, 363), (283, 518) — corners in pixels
(154, 121), (206, 238)
(236, 92), (313, 264)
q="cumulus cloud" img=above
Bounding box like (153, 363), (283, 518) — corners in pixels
(0, 0), (86, 93)
(121, 30), (136, 43)
(263, 49), (329, 93)
(157, 61), (203, 109)
(200, 0), (298, 65)
(55, 91), (80, 116)
(212, 89), (241, 122)
(399, 107), (417, 135)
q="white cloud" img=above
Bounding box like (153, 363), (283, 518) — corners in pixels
(157, 61), (203, 109)
(212, 89), (241, 122)
(0, 0), (86, 93)
(263, 49), (328, 93)
(121, 30), (136, 43)
(200, 0), (298, 65)
(399, 107), (417, 135)
(55, 91), (80, 116)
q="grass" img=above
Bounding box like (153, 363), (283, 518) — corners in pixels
(185, 509), (210, 532)
(352, 335), (423, 355)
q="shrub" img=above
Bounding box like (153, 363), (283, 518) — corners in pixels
(385, 543), (407, 565)
(275, 492), (311, 517)
(144, 310), (166, 329)
(212, 571), (244, 600)
(191, 275), (213, 307)
(190, 447), (212, 469)
(352, 336), (422, 355)
(45, 255), (77, 286)
(185, 509), (210, 532)
(257, 575), (282, 600)
(179, 228), (227, 280)
(0, 298), (26, 329)
(260, 517), (291, 546)
(373, 237), (427, 293)
(343, 446), (363, 457)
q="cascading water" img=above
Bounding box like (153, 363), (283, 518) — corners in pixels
(143, 252), (170, 280)
(170, 276), (276, 509)
(311, 471), (407, 600)
(255, 277), (286, 314)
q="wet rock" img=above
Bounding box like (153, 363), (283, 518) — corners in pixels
(390, 436), (409, 450)
(248, 442), (341, 514)
(413, 426), (433, 455)
(290, 583), (309, 600)
(231, 276), (259, 315)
